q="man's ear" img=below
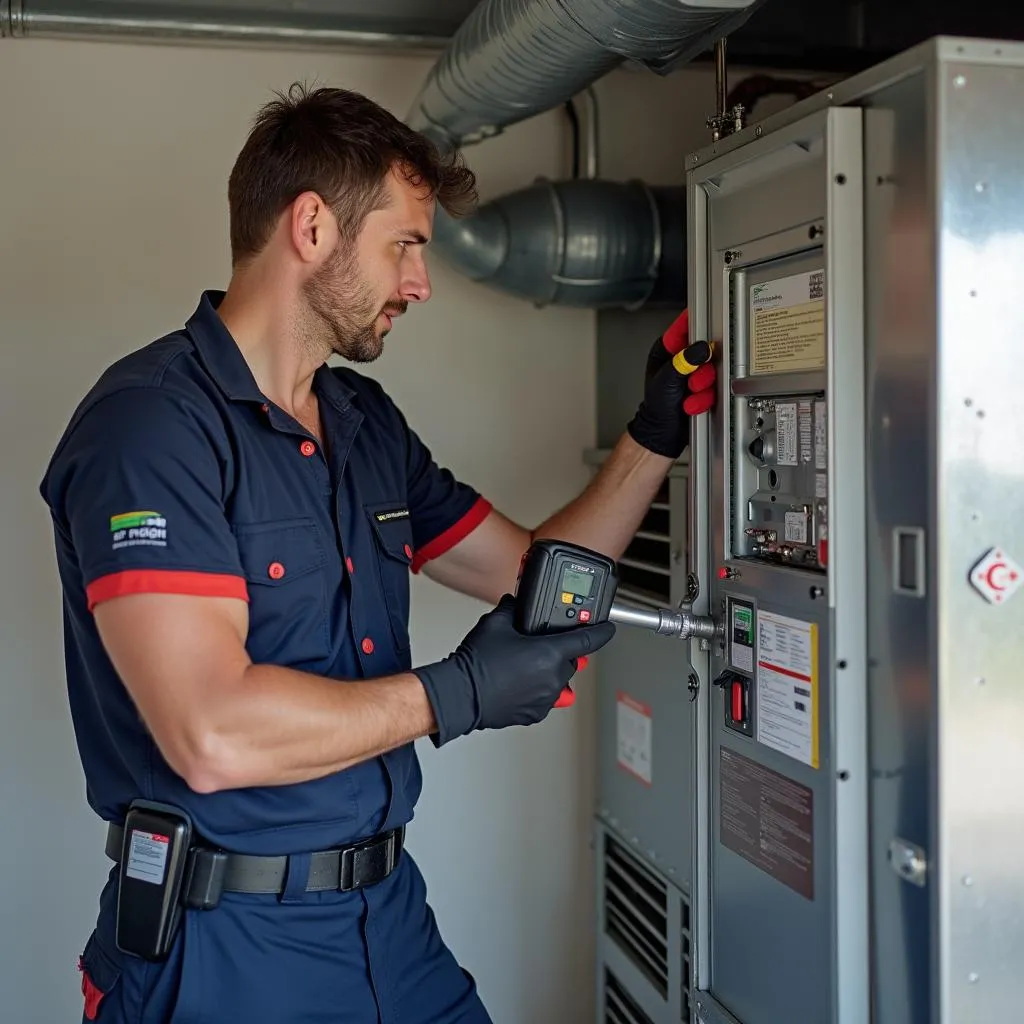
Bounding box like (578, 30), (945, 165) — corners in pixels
(289, 191), (338, 265)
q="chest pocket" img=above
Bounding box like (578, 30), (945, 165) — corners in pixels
(233, 517), (330, 667)
(365, 503), (413, 656)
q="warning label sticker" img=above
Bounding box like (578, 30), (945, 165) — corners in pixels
(756, 611), (819, 769)
(126, 829), (170, 885)
(617, 692), (652, 785)
(719, 747), (815, 900)
(750, 271), (826, 375)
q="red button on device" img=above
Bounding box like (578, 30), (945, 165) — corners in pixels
(579, 609), (591, 623)
(268, 561), (285, 580)
(731, 681), (744, 724)
(300, 440), (316, 457)
(362, 637), (375, 655)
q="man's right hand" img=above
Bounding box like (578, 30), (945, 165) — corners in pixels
(414, 595), (617, 746)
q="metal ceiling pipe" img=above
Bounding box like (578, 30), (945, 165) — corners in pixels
(406, 0), (767, 308)
(1, 2), (447, 50)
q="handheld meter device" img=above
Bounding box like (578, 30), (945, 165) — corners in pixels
(514, 539), (618, 636)
(513, 538), (720, 709)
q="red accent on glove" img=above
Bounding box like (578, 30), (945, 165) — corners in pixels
(661, 308), (689, 355)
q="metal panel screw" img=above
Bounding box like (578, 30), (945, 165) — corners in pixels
(755, 125), (762, 137)
(954, 75), (967, 88)
(963, 876), (974, 887)
(969, 972), (980, 984)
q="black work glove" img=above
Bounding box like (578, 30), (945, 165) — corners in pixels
(414, 595), (617, 746)
(626, 308), (717, 459)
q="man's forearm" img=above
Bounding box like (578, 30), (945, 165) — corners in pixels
(532, 432), (674, 562)
(191, 664), (437, 793)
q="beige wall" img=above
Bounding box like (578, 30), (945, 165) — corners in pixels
(0, 30), (806, 1023)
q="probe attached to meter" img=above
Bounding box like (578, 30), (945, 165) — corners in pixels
(513, 539), (719, 707)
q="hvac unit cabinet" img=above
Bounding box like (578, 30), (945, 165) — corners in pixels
(592, 36), (1024, 1024)
(585, 452), (696, 1024)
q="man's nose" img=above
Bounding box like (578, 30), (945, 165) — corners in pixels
(401, 255), (431, 304)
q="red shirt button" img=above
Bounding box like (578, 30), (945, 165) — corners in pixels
(345, 557), (354, 573)
(268, 561), (285, 580)
(361, 637), (375, 655)
(300, 440), (316, 457)
(404, 544), (413, 559)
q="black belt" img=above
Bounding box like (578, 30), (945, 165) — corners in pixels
(105, 823), (404, 908)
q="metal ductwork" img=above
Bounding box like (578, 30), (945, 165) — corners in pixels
(406, 0), (768, 308)
(0, 1), (471, 48)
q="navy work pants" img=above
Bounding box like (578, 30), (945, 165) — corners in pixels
(77, 850), (492, 1023)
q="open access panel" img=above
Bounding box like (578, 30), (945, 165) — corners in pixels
(682, 37), (1024, 1024)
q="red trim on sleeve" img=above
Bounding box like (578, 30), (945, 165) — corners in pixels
(86, 569), (249, 612)
(410, 497), (493, 574)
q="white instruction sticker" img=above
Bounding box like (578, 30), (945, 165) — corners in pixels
(750, 271), (826, 375)
(617, 692), (652, 785)
(799, 401), (813, 464)
(776, 403), (798, 466)
(814, 401), (827, 470)
(815, 473), (828, 500)
(785, 512), (808, 544)
(756, 611), (819, 768)
(126, 829), (170, 885)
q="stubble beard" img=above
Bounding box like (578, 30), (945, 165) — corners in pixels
(302, 240), (405, 364)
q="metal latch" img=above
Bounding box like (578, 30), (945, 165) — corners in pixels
(889, 837), (927, 887)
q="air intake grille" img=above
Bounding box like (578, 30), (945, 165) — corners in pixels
(605, 968), (655, 1024)
(603, 833), (669, 999)
(617, 480), (672, 606)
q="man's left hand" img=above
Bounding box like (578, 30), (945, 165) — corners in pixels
(626, 308), (717, 459)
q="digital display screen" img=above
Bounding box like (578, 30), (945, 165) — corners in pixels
(562, 566), (594, 597)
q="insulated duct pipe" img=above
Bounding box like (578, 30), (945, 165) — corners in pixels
(406, 0), (767, 308)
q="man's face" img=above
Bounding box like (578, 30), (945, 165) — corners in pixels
(303, 168), (434, 363)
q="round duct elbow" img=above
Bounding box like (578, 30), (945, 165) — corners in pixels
(431, 178), (686, 310)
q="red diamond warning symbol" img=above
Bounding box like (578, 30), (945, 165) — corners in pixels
(969, 547), (1023, 605)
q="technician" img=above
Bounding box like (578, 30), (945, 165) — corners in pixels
(40, 84), (716, 1024)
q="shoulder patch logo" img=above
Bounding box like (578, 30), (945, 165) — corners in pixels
(110, 511), (167, 550)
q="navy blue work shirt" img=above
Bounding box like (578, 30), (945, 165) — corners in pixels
(41, 291), (492, 855)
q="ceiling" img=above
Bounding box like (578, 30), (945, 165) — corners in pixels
(7, 1), (1024, 70)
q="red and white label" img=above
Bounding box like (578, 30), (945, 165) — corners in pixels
(616, 692), (652, 786)
(969, 547), (1022, 605)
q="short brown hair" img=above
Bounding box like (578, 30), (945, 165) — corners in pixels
(227, 83), (477, 265)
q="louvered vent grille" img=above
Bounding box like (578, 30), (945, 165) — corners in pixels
(617, 480), (671, 606)
(603, 832), (669, 999)
(605, 968), (655, 1024)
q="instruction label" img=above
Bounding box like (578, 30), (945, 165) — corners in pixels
(719, 747), (815, 900)
(750, 271), (826, 375)
(784, 511), (808, 545)
(730, 600), (755, 673)
(126, 829), (169, 885)
(775, 402), (798, 466)
(756, 611), (819, 769)
(617, 692), (652, 785)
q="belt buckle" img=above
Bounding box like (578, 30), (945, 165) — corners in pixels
(338, 830), (397, 892)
